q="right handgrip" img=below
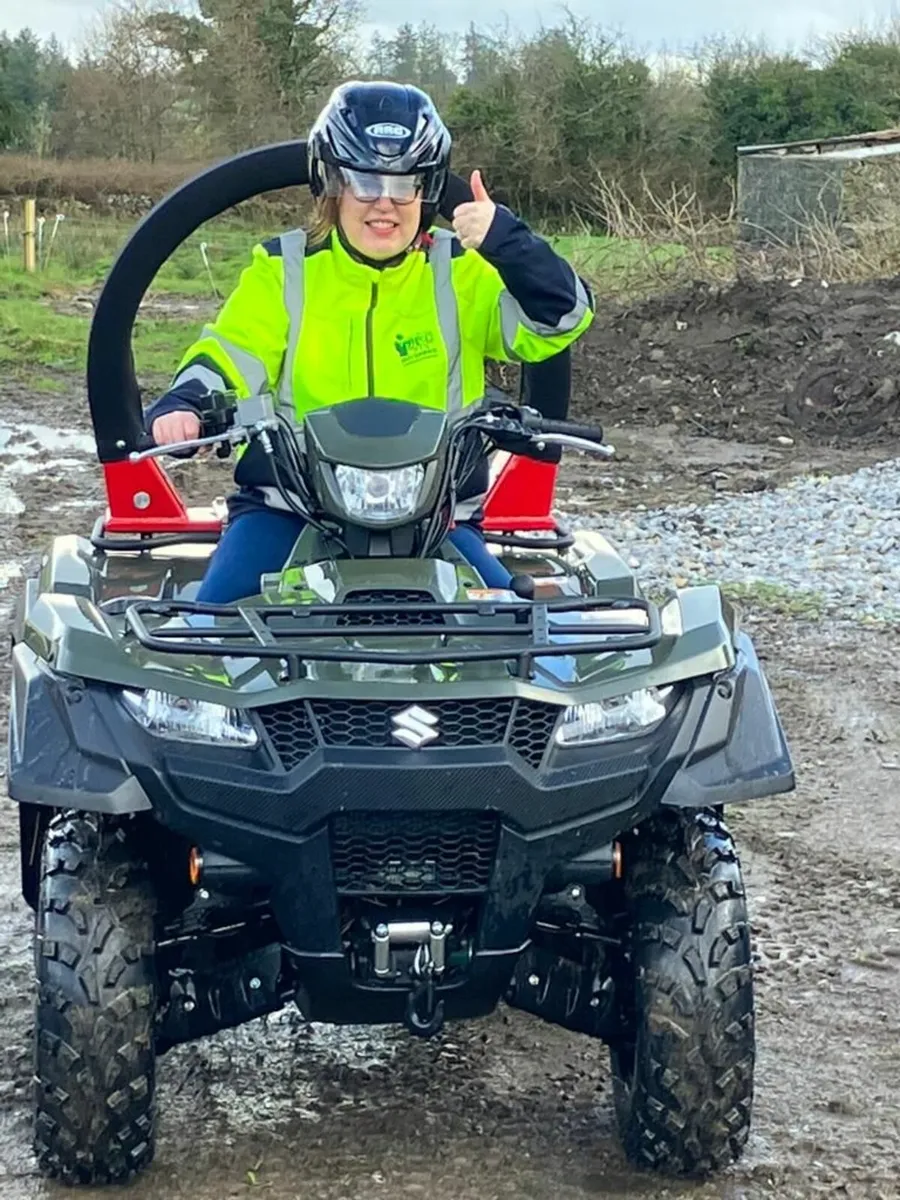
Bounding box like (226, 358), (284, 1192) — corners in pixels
(527, 415), (606, 443)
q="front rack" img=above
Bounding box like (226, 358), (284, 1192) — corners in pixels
(122, 595), (662, 681)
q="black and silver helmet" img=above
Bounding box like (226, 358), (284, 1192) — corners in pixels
(308, 80), (452, 219)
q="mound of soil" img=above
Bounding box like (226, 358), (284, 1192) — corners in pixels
(571, 276), (900, 447)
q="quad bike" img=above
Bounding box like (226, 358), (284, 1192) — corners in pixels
(7, 143), (795, 1187)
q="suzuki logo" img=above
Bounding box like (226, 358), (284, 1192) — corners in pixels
(391, 705), (440, 749)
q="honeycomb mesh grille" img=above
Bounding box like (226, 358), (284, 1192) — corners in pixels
(336, 589), (444, 627)
(331, 811), (499, 894)
(509, 700), (562, 769)
(258, 699), (560, 768)
(256, 702), (318, 771)
(311, 699), (514, 748)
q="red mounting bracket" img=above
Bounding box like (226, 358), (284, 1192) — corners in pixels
(102, 459), (222, 535)
(480, 454), (559, 533)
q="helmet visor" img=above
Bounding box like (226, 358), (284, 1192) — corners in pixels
(323, 165), (425, 203)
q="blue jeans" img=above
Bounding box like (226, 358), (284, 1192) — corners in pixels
(196, 509), (512, 603)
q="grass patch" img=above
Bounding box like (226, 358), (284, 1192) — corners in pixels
(0, 295), (203, 381)
(539, 232), (732, 302)
(0, 298), (88, 372)
(647, 577), (826, 619)
(0, 211), (271, 298)
(718, 580), (825, 619)
(0, 211), (253, 383)
(32, 373), (71, 394)
(549, 232), (731, 293)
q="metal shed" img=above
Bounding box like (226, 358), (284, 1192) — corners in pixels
(736, 129), (900, 246)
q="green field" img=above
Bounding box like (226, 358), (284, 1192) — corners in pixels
(548, 233), (730, 280)
(1, 214), (275, 389)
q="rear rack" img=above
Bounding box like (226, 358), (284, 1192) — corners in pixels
(122, 595), (662, 680)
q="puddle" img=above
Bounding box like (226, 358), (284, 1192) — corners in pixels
(0, 562), (22, 591)
(4, 456), (88, 477)
(0, 479), (24, 517)
(0, 421), (96, 457)
(0, 421), (94, 493)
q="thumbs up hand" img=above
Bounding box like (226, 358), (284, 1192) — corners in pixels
(452, 169), (497, 251)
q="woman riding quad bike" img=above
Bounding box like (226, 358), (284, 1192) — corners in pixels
(9, 74), (796, 1193)
(144, 80), (594, 601)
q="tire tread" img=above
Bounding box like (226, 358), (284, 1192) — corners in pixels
(611, 809), (755, 1177)
(33, 813), (157, 1186)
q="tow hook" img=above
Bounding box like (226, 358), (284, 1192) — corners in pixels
(405, 971), (445, 1037)
(404, 941), (445, 1037)
(371, 920), (450, 1038)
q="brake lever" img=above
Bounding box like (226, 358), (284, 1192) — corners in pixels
(129, 431), (237, 461)
(128, 420), (276, 462)
(532, 433), (616, 457)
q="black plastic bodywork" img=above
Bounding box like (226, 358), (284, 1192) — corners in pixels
(9, 601), (792, 825)
(10, 622), (793, 1026)
(305, 398), (447, 469)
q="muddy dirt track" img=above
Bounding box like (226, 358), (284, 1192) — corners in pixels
(0, 277), (899, 1198)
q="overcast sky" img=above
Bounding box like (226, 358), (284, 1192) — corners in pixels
(0, 0), (897, 57)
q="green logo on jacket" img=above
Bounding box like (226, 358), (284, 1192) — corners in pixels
(394, 330), (438, 364)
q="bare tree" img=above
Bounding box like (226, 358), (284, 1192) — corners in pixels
(151, 0), (362, 151)
(57, 0), (187, 161)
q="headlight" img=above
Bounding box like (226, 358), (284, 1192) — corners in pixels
(333, 463), (424, 523)
(554, 686), (674, 747)
(122, 689), (258, 747)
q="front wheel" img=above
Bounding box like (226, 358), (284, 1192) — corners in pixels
(610, 808), (755, 1177)
(33, 813), (158, 1186)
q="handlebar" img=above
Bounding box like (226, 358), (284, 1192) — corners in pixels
(133, 395), (615, 462)
(475, 405), (614, 458)
(132, 427), (253, 460)
(131, 414), (276, 463)
(523, 413), (607, 443)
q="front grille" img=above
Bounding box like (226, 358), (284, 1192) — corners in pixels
(331, 811), (499, 894)
(257, 699), (560, 769)
(509, 700), (562, 769)
(336, 589), (444, 627)
(256, 701), (318, 771)
(311, 699), (514, 748)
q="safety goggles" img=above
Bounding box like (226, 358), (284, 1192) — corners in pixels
(324, 166), (425, 204)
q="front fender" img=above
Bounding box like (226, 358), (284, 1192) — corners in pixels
(7, 642), (151, 814)
(660, 630), (795, 807)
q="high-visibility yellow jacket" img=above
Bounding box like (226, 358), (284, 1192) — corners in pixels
(145, 207), (594, 502)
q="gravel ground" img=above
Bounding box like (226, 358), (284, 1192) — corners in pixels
(563, 456), (900, 621)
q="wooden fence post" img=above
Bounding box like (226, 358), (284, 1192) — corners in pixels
(23, 198), (36, 272)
